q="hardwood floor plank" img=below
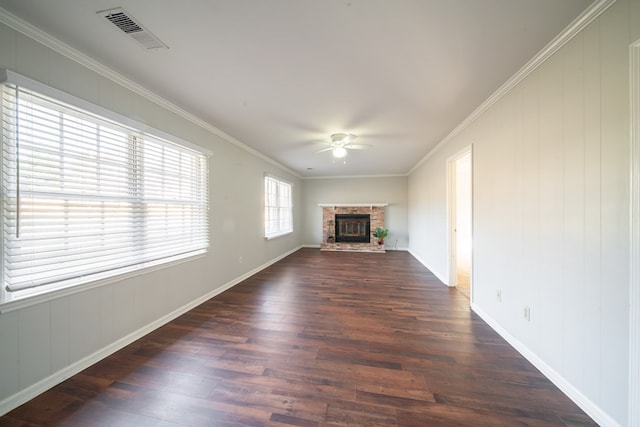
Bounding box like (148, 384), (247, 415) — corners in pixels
(324, 399), (397, 427)
(0, 249), (596, 426)
(268, 413), (320, 427)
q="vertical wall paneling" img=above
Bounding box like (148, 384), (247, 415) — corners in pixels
(17, 304), (51, 387)
(472, 107), (504, 310)
(519, 72), (540, 346)
(0, 312), (19, 399)
(49, 297), (70, 373)
(629, 35), (640, 427)
(417, 158), (449, 282)
(581, 19), (603, 402)
(503, 89), (524, 328)
(111, 280), (137, 339)
(408, 1), (632, 424)
(409, 163), (448, 280)
(67, 291), (102, 363)
(561, 34), (587, 389)
(598, 3), (630, 421)
(99, 285), (116, 347)
(535, 52), (565, 368)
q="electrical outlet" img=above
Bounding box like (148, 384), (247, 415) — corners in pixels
(524, 306), (531, 322)
(496, 290), (502, 302)
(238, 256), (243, 264)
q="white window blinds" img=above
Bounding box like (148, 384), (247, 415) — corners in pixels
(1, 77), (209, 293)
(264, 175), (292, 239)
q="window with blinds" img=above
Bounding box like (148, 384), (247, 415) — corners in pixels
(1, 75), (209, 295)
(264, 175), (293, 239)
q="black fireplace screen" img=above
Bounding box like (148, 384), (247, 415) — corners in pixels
(335, 214), (371, 243)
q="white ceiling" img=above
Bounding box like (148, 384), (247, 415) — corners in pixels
(0, 0), (594, 177)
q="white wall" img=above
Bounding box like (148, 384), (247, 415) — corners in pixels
(408, 1), (638, 425)
(0, 20), (302, 414)
(301, 176), (409, 249)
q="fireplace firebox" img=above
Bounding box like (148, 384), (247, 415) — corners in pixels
(335, 214), (370, 243)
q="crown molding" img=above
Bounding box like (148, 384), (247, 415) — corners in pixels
(408, 0), (617, 175)
(0, 7), (300, 179)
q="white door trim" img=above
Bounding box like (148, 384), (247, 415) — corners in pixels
(629, 37), (640, 427)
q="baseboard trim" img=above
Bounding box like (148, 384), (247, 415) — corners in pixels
(470, 303), (621, 427)
(0, 245), (302, 417)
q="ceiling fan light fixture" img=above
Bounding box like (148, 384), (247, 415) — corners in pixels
(331, 133), (356, 144)
(332, 146), (347, 158)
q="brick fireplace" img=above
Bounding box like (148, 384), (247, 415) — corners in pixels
(319, 204), (388, 252)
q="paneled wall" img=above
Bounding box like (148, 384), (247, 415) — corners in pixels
(0, 20), (302, 414)
(409, 0), (637, 425)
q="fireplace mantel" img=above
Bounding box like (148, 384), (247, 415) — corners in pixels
(318, 203), (389, 208)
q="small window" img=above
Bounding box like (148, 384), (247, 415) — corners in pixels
(264, 175), (293, 239)
(1, 71), (209, 302)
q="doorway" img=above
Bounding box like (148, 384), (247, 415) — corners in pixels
(448, 148), (473, 300)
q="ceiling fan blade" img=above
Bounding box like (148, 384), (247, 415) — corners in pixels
(343, 133), (357, 143)
(316, 147), (334, 153)
(346, 144), (370, 150)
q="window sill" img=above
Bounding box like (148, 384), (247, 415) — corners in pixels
(0, 251), (206, 314)
(265, 231), (293, 241)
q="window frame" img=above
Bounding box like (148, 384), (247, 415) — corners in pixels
(0, 70), (211, 312)
(264, 174), (293, 240)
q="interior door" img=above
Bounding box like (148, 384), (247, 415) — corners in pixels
(449, 148), (472, 300)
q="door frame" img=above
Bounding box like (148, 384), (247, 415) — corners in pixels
(629, 37), (640, 427)
(447, 146), (473, 300)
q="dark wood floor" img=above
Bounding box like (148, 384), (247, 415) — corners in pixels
(0, 248), (596, 427)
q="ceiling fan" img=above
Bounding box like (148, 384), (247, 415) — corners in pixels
(318, 133), (370, 158)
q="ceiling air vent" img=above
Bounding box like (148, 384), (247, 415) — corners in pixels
(97, 7), (168, 50)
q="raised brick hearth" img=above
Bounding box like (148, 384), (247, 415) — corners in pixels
(319, 204), (387, 252)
